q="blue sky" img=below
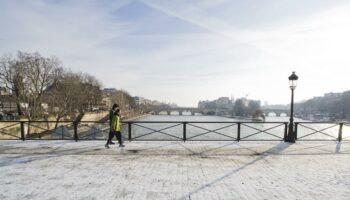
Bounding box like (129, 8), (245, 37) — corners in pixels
(1, 0), (350, 106)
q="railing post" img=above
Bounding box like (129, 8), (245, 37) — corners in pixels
(74, 121), (78, 142)
(20, 122), (25, 141)
(237, 122), (241, 142)
(294, 123), (298, 140)
(61, 126), (64, 140)
(128, 122), (132, 141)
(284, 122), (288, 141)
(338, 123), (343, 142)
(183, 122), (187, 142)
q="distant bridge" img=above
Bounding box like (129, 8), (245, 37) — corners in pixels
(151, 107), (231, 116)
(261, 108), (290, 117)
(150, 107), (290, 117)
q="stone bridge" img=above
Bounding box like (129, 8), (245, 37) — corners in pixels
(261, 108), (290, 117)
(150, 107), (289, 117)
(151, 107), (231, 116)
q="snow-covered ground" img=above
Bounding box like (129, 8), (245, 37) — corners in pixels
(1, 140), (350, 200)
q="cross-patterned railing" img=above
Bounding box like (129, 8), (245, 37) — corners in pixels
(0, 120), (348, 141)
(126, 121), (288, 141)
(295, 122), (350, 141)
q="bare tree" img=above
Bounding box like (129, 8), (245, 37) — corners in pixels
(80, 73), (102, 112)
(0, 51), (62, 120)
(46, 70), (103, 127)
(46, 71), (80, 127)
(110, 89), (135, 110)
(0, 54), (26, 116)
(19, 52), (62, 120)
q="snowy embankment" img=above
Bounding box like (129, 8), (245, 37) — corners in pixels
(0, 140), (350, 200)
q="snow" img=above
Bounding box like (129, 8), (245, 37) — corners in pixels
(1, 140), (350, 200)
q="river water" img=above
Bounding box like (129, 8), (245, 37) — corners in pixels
(125, 115), (348, 141)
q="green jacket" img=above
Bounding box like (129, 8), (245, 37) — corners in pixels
(111, 115), (121, 132)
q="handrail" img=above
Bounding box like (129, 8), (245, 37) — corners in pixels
(124, 121), (287, 123)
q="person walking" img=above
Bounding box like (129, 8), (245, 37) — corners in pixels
(105, 108), (125, 148)
(107, 104), (118, 145)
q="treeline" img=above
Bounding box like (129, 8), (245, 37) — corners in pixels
(233, 98), (261, 117)
(0, 51), (136, 121)
(294, 91), (350, 119)
(103, 89), (136, 110)
(0, 51), (103, 121)
(198, 97), (261, 117)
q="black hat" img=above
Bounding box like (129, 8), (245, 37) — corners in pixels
(112, 104), (119, 109)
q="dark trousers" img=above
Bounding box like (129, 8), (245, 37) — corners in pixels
(106, 130), (122, 145)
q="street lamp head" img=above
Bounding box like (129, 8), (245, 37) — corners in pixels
(289, 71), (298, 90)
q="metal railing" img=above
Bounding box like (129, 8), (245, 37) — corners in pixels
(0, 120), (348, 142)
(295, 122), (350, 142)
(126, 121), (287, 141)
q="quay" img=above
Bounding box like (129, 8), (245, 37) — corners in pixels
(1, 140), (350, 200)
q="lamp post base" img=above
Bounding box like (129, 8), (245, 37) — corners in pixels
(285, 136), (295, 143)
(285, 124), (296, 143)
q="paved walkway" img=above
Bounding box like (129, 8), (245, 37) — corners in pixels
(1, 140), (350, 200)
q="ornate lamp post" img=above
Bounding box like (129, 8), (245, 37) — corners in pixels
(285, 71), (298, 143)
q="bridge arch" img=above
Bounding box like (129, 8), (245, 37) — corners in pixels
(262, 109), (290, 117)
